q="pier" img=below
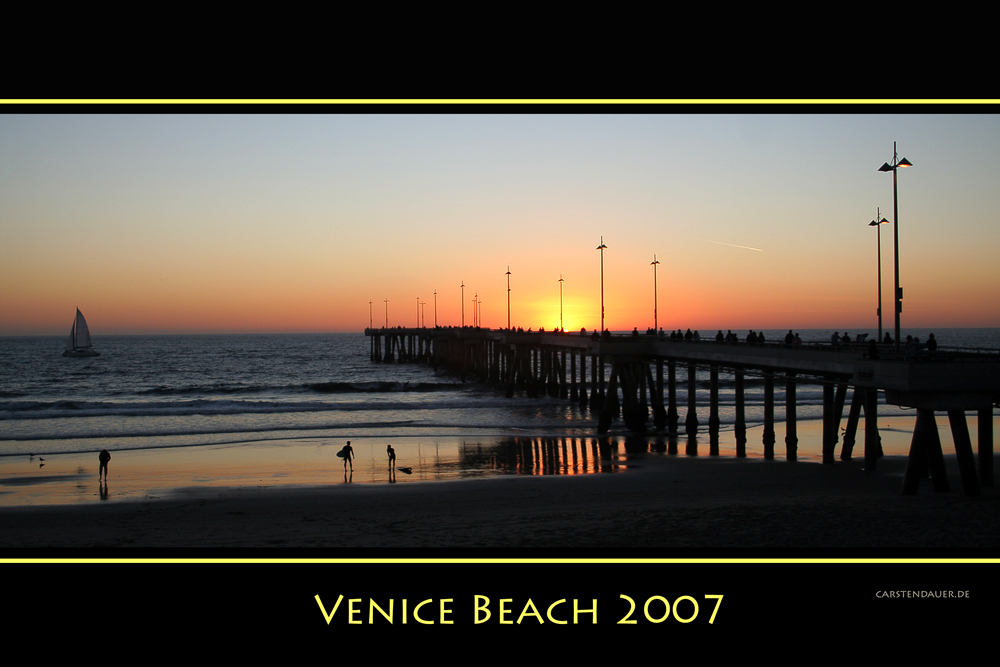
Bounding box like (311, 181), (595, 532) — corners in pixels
(365, 327), (998, 496)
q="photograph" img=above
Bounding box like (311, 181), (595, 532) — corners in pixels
(1, 102), (997, 647)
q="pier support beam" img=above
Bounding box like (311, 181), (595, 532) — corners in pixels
(597, 364), (620, 434)
(948, 410), (982, 496)
(709, 366), (720, 455)
(649, 362), (667, 431)
(842, 388), (862, 459)
(763, 373), (775, 459)
(570, 351), (578, 402)
(822, 383), (836, 464)
(734, 369), (747, 457)
(667, 360), (679, 434)
(902, 409), (949, 494)
(685, 362), (699, 436)
(979, 407), (994, 487)
(863, 389), (881, 471)
(589, 354), (602, 412)
(785, 373), (797, 461)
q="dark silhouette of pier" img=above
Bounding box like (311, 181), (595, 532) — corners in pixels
(365, 327), (998, 495)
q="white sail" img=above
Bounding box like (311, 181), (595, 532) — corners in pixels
(74, 309), (93, 348)
(66, 319), (77, 351)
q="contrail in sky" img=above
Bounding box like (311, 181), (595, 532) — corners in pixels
(696, 238), (764, 252)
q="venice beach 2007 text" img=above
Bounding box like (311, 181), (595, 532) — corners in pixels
(315, 594), (724, 625)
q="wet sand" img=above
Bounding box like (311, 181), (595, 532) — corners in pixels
(2, 417), (997, 551)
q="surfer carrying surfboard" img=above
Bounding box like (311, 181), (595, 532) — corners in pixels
(337, 441), (354, 471)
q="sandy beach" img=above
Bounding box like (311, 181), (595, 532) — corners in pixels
(2, 416), (997, 552)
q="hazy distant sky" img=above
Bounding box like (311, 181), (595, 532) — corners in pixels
(2, 109), (998, 334)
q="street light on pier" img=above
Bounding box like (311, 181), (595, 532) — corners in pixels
(650, 255), (660, 332)
(506, 266), (511, 330)
(558, 274), (564, 331)
(473, 293), (478, 328)
(868, 208), (889, 342)
(433, 290), (438, 328)
(369, 300), (373, 329)
(461, 281), (465, 327)
(416, 296), (420, 328)
(420, 300), (426, 328)
(383, 299), (389, 328)
(596, 236), (607, 332)
(878, 141), (913, 355)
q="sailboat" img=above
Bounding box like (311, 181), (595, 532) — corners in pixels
(63, 308), (100, 357)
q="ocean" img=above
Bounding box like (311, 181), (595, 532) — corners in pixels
(1, 328), (997, 487)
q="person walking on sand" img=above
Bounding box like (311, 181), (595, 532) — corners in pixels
(98, 449), (111, 481)
(341, 441), (354, 471)
(387, 444), (396, 469)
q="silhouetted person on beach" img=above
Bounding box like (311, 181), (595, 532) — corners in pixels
(387, 444), (396, 469)
(927, 333), (937, 353)
(340, 441), (354, 471)
(99, 449), (111, 481)
(868, 339), (880, 359)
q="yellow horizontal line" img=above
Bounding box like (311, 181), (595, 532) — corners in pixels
(2, 99), (998, 105)
(3, 558), (997, 564)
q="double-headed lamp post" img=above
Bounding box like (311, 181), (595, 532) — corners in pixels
(506, 266), (511, 330)
(651, 254), (660, 332)
(878, 141), (913, 355)
(868, 209), (889, 342)
(597, 236), (607, 332)
(558, 274), (564, 331)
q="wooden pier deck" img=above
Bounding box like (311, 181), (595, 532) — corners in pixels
(365, 327), (999, 495)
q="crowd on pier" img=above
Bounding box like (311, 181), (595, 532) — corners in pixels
(370, 323), (941, 361)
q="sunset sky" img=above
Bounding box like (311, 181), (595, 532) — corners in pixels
(2, 107), (998, 335)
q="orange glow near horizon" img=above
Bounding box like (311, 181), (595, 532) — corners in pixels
(2, 113), (998, 336)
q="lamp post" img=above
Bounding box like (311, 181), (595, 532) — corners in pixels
(461, 281), (465, 327)
(416, 296), (420, 328)
(506, 266), (511, 330)
(433, 290), (437, 328)
(651, 254), (660, 332)
(383, 299), (389, 328)
(596, 236), (607, 332)
(473, 293), (478, 328)
(868, 208), (889, 342)
(558, 274), (564, 331)
(878, 141), (913, 355)
(369, 300), (373, 329)
(420, 301), (426, 328)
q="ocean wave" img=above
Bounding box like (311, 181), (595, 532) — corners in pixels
(123, 380), (469, 396)
(0, 393), (557, 421)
